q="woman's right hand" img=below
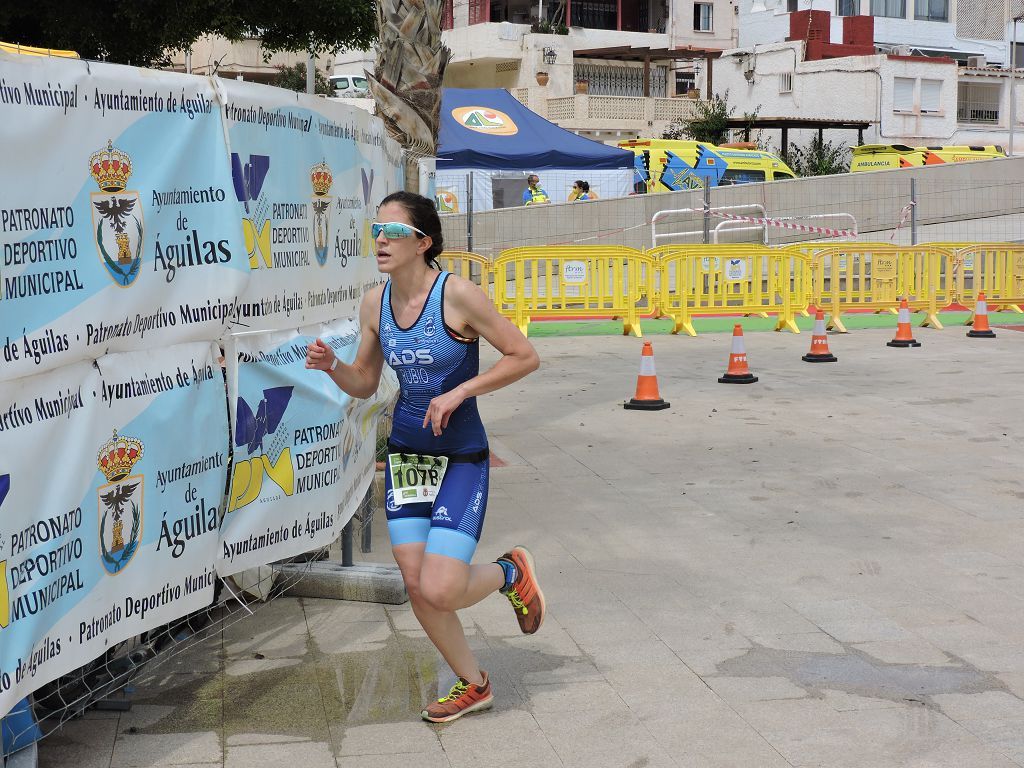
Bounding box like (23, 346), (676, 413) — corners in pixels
(305, 338), (337, 372)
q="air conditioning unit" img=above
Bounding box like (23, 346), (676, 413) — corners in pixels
(892, 45), (912, 56)
(967, 55), (987, 68)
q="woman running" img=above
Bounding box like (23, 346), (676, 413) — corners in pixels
(305, 191), (544, 723)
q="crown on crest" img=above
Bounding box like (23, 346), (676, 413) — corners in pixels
(310, 161), (333, 196)
(97, 429), (144, 482)
(90, 140), (133, 193)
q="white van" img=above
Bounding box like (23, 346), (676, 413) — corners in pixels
(329, 73), (370, 98)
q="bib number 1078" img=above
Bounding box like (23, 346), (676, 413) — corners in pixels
(387, 453), (448, 506)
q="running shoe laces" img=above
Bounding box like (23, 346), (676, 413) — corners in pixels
(439, 679), (469, 703)
(505, 588), (528, 615)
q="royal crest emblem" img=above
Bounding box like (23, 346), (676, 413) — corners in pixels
(90, 141), (144, 286)
(96, 430), (144, 574)
(310, 161), (333, 267)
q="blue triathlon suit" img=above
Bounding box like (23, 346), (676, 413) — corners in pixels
(380, 271), (489, 563)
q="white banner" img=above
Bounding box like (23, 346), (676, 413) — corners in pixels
(218, 322), (396, 576)
(0, 342), (228, 714)
(219, 79), (403, 333)
(0, 53), (250, 382)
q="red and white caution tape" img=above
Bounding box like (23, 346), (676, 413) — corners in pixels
(889, 201), (916, 241)
(706, 209), (857, 239)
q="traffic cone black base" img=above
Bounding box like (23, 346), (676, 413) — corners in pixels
(967, 329), (996, 338)
(718, 372), (759, 384)
(802, 352), (838, 362)
(624, 398), (670, 410)
(886, 339), (921, 348)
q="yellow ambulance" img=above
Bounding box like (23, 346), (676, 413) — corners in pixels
(850, 144), (1005, 172)
(619, 140), (796, 193)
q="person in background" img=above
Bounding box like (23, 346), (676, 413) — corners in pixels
(522, 174), (550, 205)
(581, 181), (598, 200)
(568, 180), (586, 201)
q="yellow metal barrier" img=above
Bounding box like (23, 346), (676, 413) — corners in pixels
(492, 246), (652, 337)
(650, 245), (810, 336)
(439, 251), (492, 298)
(805, 244), (956, 332)
(924, 243), (1024, 320)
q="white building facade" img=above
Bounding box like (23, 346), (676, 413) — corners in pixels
(711, 2), (1024, 152)
(337, 0), (741, 141)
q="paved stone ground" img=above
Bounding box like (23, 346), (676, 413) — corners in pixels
(35, 324), (1024, 768)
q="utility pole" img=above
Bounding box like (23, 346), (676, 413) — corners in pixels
(1011, 14), (1022, 156)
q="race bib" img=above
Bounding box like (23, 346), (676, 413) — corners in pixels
(387, 453), (448, 506)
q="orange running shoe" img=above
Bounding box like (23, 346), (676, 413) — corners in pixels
(421, 672), (494, 723)
(499, 546), (546, 634)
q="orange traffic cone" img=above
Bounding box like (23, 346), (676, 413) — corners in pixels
(719, 324), (759, 383)
(887, 297), (921, 348)
(967, 292), (997, 338)
(624, 341), (670, 410)
(802, 309), (838, 363)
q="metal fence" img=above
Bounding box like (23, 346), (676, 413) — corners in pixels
(440, 160), (1024, 256)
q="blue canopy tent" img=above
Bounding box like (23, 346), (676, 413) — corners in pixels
(435, 88), (634, 212)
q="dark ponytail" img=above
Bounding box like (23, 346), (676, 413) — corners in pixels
(378, 191), (444, 267)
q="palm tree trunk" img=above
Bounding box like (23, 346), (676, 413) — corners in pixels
(369, 0), (451, 195)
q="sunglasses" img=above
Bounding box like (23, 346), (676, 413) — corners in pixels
(371, 221), (427, 239)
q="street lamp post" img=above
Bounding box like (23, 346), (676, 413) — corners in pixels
(1012, 14), (1023, 157)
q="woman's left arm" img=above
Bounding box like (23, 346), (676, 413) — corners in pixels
(422, 277), (540, 435)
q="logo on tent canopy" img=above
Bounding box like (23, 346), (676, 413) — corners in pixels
(452, 107), (518, 136)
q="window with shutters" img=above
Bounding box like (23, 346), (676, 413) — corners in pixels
(920, 79), (942, 112)
(442, 0), (454, 29)
(893, 77), (915, 111)
(870, 0), (905, 17)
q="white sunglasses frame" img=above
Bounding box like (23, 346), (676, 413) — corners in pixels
(371, 221), (428, 239)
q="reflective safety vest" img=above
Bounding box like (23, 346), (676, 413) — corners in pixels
(524, 187), (550, 205)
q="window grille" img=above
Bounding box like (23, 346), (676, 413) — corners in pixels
(957, 81), (1000, 123)
(574, 63), (668, 97)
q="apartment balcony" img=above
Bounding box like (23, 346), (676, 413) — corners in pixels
(511, 91), (702, 136)
(479, 0), (667, 33)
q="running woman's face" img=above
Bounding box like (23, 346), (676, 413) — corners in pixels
(374, 202), (431, 274)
